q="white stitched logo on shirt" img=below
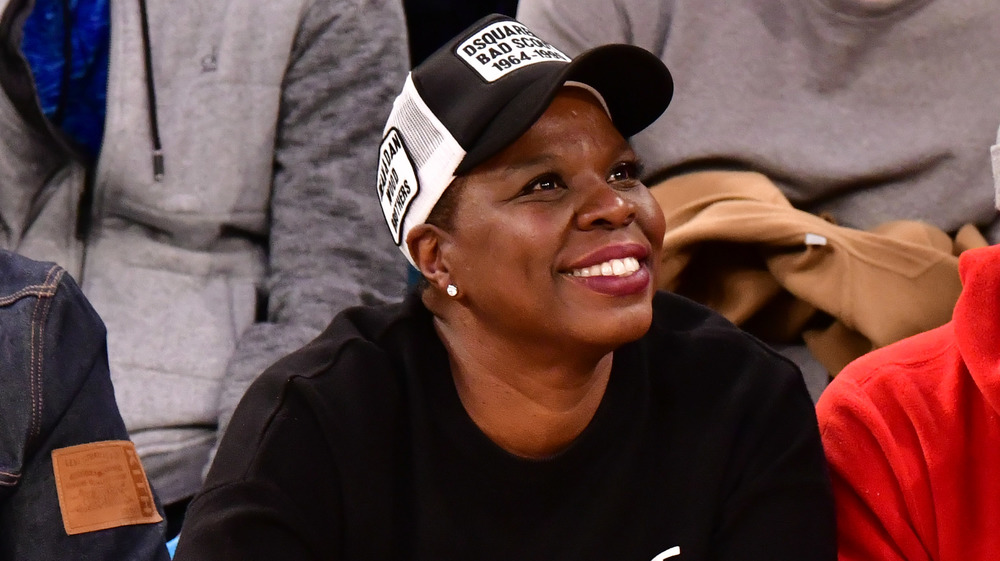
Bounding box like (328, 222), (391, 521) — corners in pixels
(651, 546), (681, 561)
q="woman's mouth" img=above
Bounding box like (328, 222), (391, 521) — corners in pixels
(563, 253), (652, 297)
(570, 256), (641, 278)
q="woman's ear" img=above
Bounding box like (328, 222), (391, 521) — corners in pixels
(407, 224), (453, 291)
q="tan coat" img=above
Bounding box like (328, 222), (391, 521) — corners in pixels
(651, 171), (984, 374)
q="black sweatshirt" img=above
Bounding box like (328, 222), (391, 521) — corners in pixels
(175, 291), (835, 561)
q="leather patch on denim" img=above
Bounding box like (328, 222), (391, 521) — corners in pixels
(51, 441), (163, 535)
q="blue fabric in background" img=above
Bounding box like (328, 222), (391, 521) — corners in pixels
(20, 0), (110, 162)
(166, 536), (178, 558)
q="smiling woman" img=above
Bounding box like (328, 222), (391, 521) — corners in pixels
(173, 14), (836, 561)
(410, 87), (665, 459)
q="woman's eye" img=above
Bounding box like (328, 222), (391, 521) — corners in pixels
(521, 176), (561, 195)
(608, 161), (643, 183)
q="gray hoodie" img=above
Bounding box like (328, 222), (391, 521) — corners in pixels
(0, 0), (410, 503)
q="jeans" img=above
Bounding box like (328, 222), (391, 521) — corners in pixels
(0, 250), (169, 561)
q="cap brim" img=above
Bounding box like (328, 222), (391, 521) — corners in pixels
(455, 44), (673, 174)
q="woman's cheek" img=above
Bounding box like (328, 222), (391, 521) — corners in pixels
(638, 193), (667, 243)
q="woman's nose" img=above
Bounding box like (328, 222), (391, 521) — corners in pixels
(575, 179), (637, 230)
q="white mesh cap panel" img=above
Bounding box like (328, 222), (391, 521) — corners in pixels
(377, 74), (466, 267)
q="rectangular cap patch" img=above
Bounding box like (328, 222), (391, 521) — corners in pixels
(378, 127), (420, 245)
(51, 441), (162, 535)
(456, 21), (570, 82)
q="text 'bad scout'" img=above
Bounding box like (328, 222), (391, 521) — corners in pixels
(456, 21), (570, 82)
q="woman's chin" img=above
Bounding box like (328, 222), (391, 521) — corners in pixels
(569, 303), (654, 351)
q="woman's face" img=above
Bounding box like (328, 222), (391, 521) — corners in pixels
(442, 87), (666, 353)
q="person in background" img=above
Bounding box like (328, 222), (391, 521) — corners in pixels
(172, 15), (835, 560)
(403, 0), (517, 64)
(0, 0), (410, 537)
(0, 250), (169, 561)
(516, 0), (1000, 398)
(814, 126), (1000, 560)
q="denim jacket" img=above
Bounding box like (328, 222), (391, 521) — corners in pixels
(0, 250), (169, 561)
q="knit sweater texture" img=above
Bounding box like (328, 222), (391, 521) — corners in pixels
(517, 0), (1000, 240)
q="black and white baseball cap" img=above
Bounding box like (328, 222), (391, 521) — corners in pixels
(376, 13), (674, 266)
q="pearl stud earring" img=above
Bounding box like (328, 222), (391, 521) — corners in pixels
(446, 284), (458, 297)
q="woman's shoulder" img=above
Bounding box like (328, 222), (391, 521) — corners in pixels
(644, 290), (805, 395)
(210, 295), (426, 479)
(255, 293), (426, 396)
(648, 290), (770, 352)
(649, 290), (732, 330)
(223, 293), (425, 439)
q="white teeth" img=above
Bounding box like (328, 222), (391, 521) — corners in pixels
(571, 257), (641, 278)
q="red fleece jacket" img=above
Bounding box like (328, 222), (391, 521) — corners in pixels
(817, 244), (1000, 560)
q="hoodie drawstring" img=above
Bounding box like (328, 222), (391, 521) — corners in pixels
(136, 0), (163, 181)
